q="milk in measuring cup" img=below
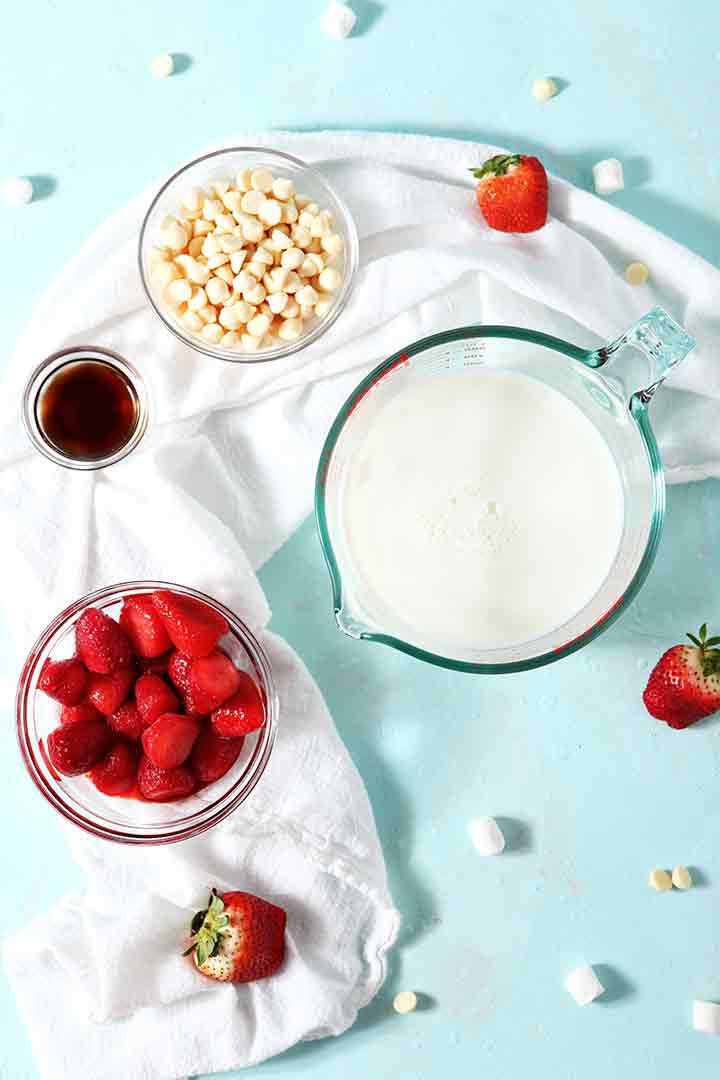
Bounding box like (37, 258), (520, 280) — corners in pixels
(343, 369), (624, 650)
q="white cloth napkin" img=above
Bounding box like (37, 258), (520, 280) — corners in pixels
(2, 130), (720, 1080)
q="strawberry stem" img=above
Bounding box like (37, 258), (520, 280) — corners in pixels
(469, 154), (522, 181)
(687, 624), (720, 677)
(184, 888), (230, 966)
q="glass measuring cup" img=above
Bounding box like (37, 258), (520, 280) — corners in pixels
(315, 307), (695, 673)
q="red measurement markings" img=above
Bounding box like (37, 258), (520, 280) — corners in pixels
(319, 353), (409, 489)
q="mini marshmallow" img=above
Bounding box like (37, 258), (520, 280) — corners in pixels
(693, 1000), (720, 1034)
(320, 0), (357, 39)
(625, 261), (649, 286)
(532, 77), (557, 103)
(150, 53), (174, 79)
(393, 991), (417, 1015)
(592, 158), (625, 196)
(672, 865), (693, 890)
(468, 816), (505, 856)
(649, 868), (673, 892)
(564, 965), (605, 1006)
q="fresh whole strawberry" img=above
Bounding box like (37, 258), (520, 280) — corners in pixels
(85, 667), (134, 716)
(135, 673), (180, 726)
(109, 700), (146, 741)
(119, 595), (173, 658)
(643, 623), (720, 729)
(190, 649), (242, 714)
(211, 673), (265, 738)
(142, 713), (201, 769)
(137, 755), (197, 802)
(89, 741), (139, 795)
(75, 607), (133, 674)
(151, 591), (229, 659)
(46, 716), (113, 775)
(167, 651), (193, 698)
(184, 888), (286, 983)
(38, 657), (87, 705)
(60, 702), (101, 726)
(191, 730), (244, 783)
(470, 154), (548, 233)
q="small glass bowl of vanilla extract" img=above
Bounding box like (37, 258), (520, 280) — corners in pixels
(22, 347), (149, 469)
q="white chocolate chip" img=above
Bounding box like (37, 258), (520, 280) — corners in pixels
(693, 1000), (720, 1034)
(240, 332), (262, 351)
(214, 213), (236, 233)
(201, 234), (222, 257)
(272, 177), (295, 200)
(393, 991), (417, 1015)
(206, 276), (231, 305)
(159, 218), (188, 252)
(187, 236), (204, 257)
(267, 291), (289, 315)
(196, 304), (217, 323)
(321, 232), (344, 255)
(468, 816), (505, 856)
(292, 225), (313, 249)
(230, 250), (248, 273)
(2, 176), (34, 206)
(282, 200), (299, 224)
(281, 298), (301, 318)
(152, 261), (181, 287)
(215, 264), (235, 285)
(218, 306), (243, 330)
(592, 158), (625, 196)
(259, 198), (283, 227)
(278, 317), (303, 341)
(221, 330), (241, 347)
(296, 284), (319, 307)
(181, 188), (204, 214)
(250, 169), (274, 193)
(193, 218), (213, 236)
(241, 190), (266, 215)
(318, 266), (342, 292)
(649, 868), (673, 892)
(564, 965), (605, 1006)
(235, 168), (253, 192)
(183, 310), (204, 332)
(532, 77), (558, 102)
(244, 282), (267, 306)
(202, 198), (224, 220)
(247, 313), (271, 338)
(233, 269), (256, 294)
(281, 247), (305, 271)
(315, 296), (334, 317)
(219, 233), (246, 254)
(298, 256), (318, 278)
(200, 322), (224, 344)
(150, 53), (174, 79)
(231, 300), (254, 323)
(252, 246), (274, 266)
(206, 252), (230, 270)
(284, 271), (302, 294)
(672, 865), (692, 890)
(187, 286), (208, 311)
(242, 218), (265, 244)
(270, 227), (293, 251)
(166, 278), (193, 305)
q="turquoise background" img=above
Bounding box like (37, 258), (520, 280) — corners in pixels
(2, 1), (720, 1077)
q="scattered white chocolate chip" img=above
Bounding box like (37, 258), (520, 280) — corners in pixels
(592, 158), (625, 196)
(649, 868), (673, 892)
(320, 0), (357, 39)
(625, 261), (649, 286)
(393, 991), (418, 1015)
(532, 77), (558, 103)
(694, 1000), (720, 1034)
(1, 174), (34, 206)
(150, 53), (174, 79)
(468, 816), (505, 856)
(564, 965), (605, 1006)
(672, 865), (693, 890)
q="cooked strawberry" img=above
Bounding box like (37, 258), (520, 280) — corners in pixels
(189, 649), (241, 714)
(75, 607), (133, 674)
(135, 674), (180, 726)
(142, 713), (201, 769)
(85, 667), (134, 716)
(109, 700), (146, 741)
(211, 672), (265, 738)
(191, 730), (244, 783)
(137, 755), (197, 801)
(47, 716), (113, 776)
(185, 888), (286, 983)
(119, 595), (173, 658)
(643, 623), (720, 729)
(151, 591), (229, 659)
(60, 702), (101, 726)
(471, 154), (548, 233)
(137, 651), (172, 676)
(38, 657), (87, 705)
(167, 651), (193, 696)
(89, 741), (139, 795)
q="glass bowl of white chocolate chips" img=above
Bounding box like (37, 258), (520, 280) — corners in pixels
(139, 147), (359, 362)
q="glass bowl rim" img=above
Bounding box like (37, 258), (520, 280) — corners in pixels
(16, 579), (278, 844)
(314, 323), (666, 674)
(138, 145), (359, 365)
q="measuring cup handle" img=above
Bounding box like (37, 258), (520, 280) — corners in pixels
(590, 306), (696, 405)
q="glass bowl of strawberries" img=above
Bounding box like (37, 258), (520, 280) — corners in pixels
(16, 581), (277, 844)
